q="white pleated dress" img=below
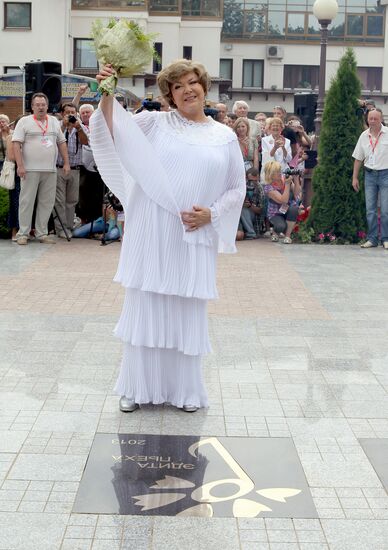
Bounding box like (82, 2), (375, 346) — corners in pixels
(90, 100), (245, 408)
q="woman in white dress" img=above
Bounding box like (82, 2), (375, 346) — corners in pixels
(260, 117), (292, 182)
(91, 60), (245, 412)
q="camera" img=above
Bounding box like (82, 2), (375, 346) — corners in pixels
(284, 167), (303, 177)
(204, 100), (219, 120)
(104, 191), (123, 212)
(68, 115), (77, 124)
(135, 93), (161, 113)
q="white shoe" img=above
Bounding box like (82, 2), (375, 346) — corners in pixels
(182, 405), (198, 413)
(119, 396), (139, 412)
(383, 242), (388, 250)
(360, 240), (377, 248)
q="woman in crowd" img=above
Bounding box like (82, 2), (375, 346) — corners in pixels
(264, 160), (301, 244)
(233, 117), (259, 171)
(0, 115), (20, 240)
(232, 100), (261, 139)
(0, 114), (11, 172)
(91, 60), (245, 413)
(260, 117), (292, 181)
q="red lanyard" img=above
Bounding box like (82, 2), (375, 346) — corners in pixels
(33, 115), (48, 136)
(369, 130), (382, 153)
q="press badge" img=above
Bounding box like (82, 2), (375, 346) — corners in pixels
(368, 153), (376, 166)
(41, 137), (53, 148)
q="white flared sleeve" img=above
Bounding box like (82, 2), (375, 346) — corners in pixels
(110, 100), (180, 216)
(89, 107), (135, 209)
(90, 100), (180, 217)
(209, 139), (246, 254)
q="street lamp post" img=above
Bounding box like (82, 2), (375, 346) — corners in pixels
(313, 0), (338, 141)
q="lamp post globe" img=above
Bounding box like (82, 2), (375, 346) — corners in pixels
(313, 0), (338, 22)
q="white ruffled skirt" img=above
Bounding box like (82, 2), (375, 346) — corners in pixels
(114, 288), (209, 408)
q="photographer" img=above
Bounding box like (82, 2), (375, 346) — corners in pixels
(55, 103), (88, 238)
(264, 160), (301, 244)
(238, 167), (263, 240)
(260, 117), (292, 181)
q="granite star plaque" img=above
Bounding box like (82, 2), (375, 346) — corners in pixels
(73, 434), (317, 518)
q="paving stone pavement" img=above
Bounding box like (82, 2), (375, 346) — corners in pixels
(1, 237), (388, 549)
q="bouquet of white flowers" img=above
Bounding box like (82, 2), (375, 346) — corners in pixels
(91, 18), (157, 95)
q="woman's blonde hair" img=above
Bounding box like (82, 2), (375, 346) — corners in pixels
(264, 160), (282, 184)
(157, 59), (210, 108)
(268, 116), (284, 130)
(233, 117), (250, 134)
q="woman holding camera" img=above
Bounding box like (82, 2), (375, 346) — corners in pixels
(91, 60), (245, 413)
(260, 117), (292, 182)
(264, 160), (301, 244)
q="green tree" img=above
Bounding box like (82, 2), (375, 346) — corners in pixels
(309, 48), (366, 243)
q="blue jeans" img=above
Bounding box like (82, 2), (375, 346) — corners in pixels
(364, 168), (388, 245)
(240, 207), (257, 238)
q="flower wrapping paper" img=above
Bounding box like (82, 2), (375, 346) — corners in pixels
(91, 19), (156, 95)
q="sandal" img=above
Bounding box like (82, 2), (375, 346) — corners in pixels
(283, 237), (292, 244)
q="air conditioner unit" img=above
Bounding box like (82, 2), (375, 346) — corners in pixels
(266, 45), (284, 59)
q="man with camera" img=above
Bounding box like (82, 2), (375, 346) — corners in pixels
(55, 103), (88, 238)
(352, 108), (388, 249)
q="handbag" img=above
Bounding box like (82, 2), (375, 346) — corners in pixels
(0, 160), (16, 190)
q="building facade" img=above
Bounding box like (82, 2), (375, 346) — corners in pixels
(0, 0), (387, 117)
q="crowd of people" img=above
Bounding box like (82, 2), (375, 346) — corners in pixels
(0, 85), (123, 245)
(212, 100), (315, 244)
(0, 90), (316, 246)
(0, 84), (386, 249)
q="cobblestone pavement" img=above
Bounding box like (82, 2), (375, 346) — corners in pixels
(1, 237), (388, 549)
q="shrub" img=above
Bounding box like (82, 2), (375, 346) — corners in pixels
(308, 48), (366, 243)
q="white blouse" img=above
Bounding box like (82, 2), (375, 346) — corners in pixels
(261, 134), (292, 179)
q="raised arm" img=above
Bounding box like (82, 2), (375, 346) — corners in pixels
(96, 64), (116, 136)
(72, 83), (89, 108)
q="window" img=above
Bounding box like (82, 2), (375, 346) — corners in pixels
(220, 59), (233, 80)
(74, 39), (98, 69)
(367, 15), (383, 36)
(268, 11), (285, 36)
(242, 60), (263, 88)
(4, 2), (31, 29)
(244, 10), (266, 34)
(222, 0), (384, 43)
(153, 42), (162, 72)
(357, 67), (382, 91)
(284, 64), (319, 89)
(182, 0), (221, 17)
(183, 46), (192, 60)
(149, 0), (179, 13)
(347, 14), (364, 35)
(72, 0), (146, 7)
(287, 12), (305, 34)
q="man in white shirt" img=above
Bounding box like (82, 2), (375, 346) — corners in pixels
(352, 109), (388, 249)
(12, 93), (70, 245)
